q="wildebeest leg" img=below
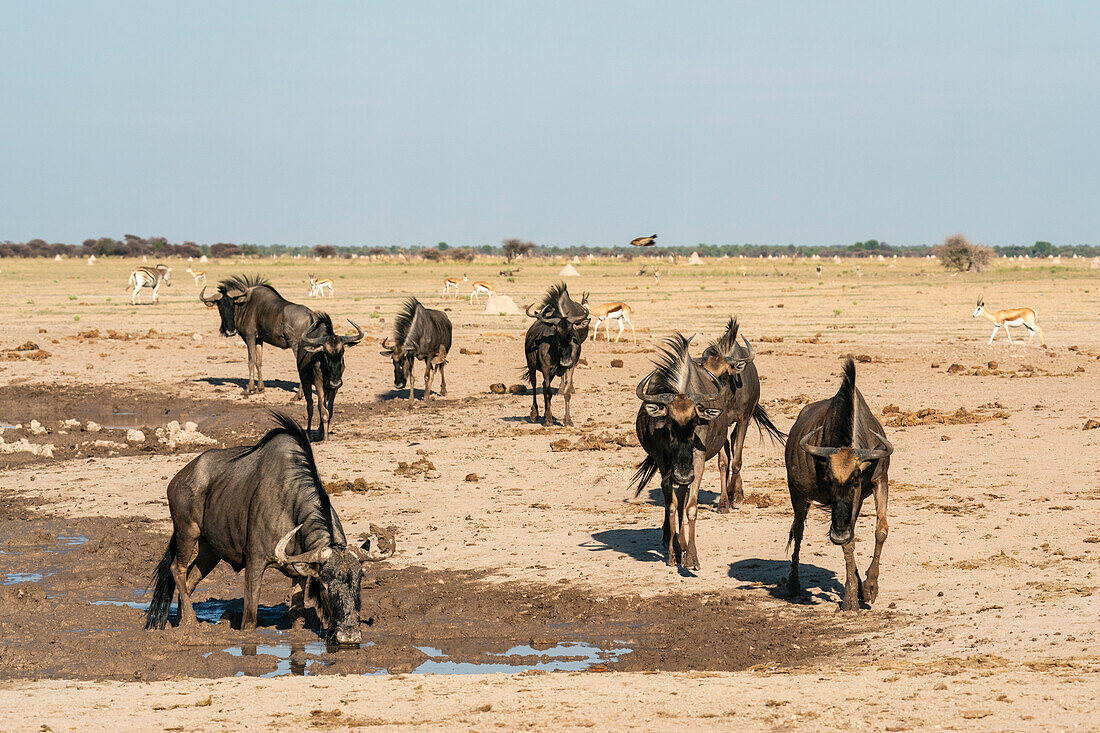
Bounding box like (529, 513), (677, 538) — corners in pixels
(529, 378), (540, 422)
(288, 577), (309, 630)
(541, 370), (555, 426)
(242, 563), (265, 630)
(717, 440), (731, 514)
(660, 473), (673, 547)
(862, 475), (889, 604)
(254, 342), (265, 392)
(561, 365), (576, 427)
(438, 362), (447, 396)
(666, 479), (680, 566)
(839, 537), (862, 611)
(169, 526), (201, 625)
(303, 379), (315, 435)
(313, 371), (328, 440)
(786, 493), (810, 599)
(325, 388), (337, 437)
(682, 452), (705, 570)
(727, 415), (752, 504)
(243, 339), (258, 394)
(184, 541), (220, 599)
(424, 362), (434, 401)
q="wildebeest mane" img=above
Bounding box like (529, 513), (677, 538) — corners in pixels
(218, 273), (276, 296)
(649, 333), (695, 394)
(702, 318), (740, 359)
(306, 311), (334, 340)
(233, 411), (341, 544)
(822, 358), (857, 447)
(392, 297), (422, 346)
(534, 279), (572, 314)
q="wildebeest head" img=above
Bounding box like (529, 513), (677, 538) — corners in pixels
(526, 283), (591, 369)
(799, 360), (893, 545)
(274, 523), (396, 645)
(636, 334), (724, 486)
(200, 274), (269, 337)
(300, 314), (365, 393)
(381, 297), (432, 389)
(697, 318), (754, 383)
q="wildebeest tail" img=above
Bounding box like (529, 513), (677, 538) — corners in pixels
(632, 455), (659, 497)
(145, 536), (177, 630)
(752, 404), (786, 445)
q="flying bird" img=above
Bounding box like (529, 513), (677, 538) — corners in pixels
(630, 234), (658, 247)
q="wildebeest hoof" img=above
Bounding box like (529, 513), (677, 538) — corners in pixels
(839, 596), (859, 612)
(861, 579), (878, 604)
(717, 503), (731, 515)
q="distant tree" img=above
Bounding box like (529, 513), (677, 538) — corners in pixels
(420, 248), (442, 261)
(437, 242), (450, 251)
(313, 245), (337, 258)
(210, 242), (242, 258)
(502, 238), (537, 262)
(936, 234), (993, 272)
(176, 242), (202, 258)
(447, 247), (475, 262)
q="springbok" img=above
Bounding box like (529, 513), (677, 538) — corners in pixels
(588, 302), (636, 344)
(443, 274), (468, 298)
(128, 265), (172, 305)
(469, 281), (494, 303)
(186, 267), (207, 286)
(972, 298), (1045, 346)
(630, 234), (658, 247)
(309, 275), (334, 298)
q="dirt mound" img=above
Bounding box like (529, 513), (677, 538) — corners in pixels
(882, 405), (1011, 427)
(549, 432), (637, 451)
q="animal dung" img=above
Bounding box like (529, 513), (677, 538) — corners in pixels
(508, 384), (527, 395)
(610, 359), (624, 368)
(464, 473), (479, 482)
(489, 383), (507, 394)
(1084, 419), (1100, 430)
(459, 347), (483, 355)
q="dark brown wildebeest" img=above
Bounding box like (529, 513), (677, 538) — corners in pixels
(200, 274), (317, 395)
(524, 282), (590, 426)
(696, 318), (786, 512)
(296, 313), (364, 441)
(633, 334), (730, 571)
(785, 358), (893, 611)
(145, 412), (395, 644)
(380, 297), (452, 401)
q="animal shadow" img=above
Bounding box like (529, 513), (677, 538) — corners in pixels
(585, 528), (666, 563)
(636, 486), (721, 508)
(728, 558), (844, 604)
(378, 388), (424, 402)
(194, 377), (300, 393)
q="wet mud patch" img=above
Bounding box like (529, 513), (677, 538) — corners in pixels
(0, 508), (878, 681)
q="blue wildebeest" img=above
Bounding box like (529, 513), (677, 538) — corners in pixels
(145, 412), (395, 644)
(380, 297), (452, 401)
(785, 358), (893, 611)
(633, 334), (730, 571)
(200, 274), (317, 395)
(296, 313), (364, 441)
(128, 264), (172, 305)
(524, 282), (590, 426)
(696, 318), (786, 512)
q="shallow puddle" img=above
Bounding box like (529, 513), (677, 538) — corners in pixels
(0, 533), (87, 558)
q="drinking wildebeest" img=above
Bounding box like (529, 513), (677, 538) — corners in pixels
(524, 282), (590, 426)
(380, 297), (452, 401)
(297, 313), (364, 440)
(696, 318), (786, 512)
(200, 274), (317, 395)
(145, 412), (396, 643)
(128, 264), (172, 305)
(785, 358), (893, 611)
(633, 334), (730, 570)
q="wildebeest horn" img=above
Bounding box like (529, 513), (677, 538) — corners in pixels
(199, 286), (220, 306)
(635, 372), (674, 405)
(274, 524), (332, 566)
(381, 337), (394, 350)
(349, 524), (396, 563)
(341, 319), (364, 346)
(853, 431), (894, 462)
(799, 427), (840, 458)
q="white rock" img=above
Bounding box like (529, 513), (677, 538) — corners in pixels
(183, 421), (198, 433)
(126, 429), (146, 444)
(84, 421), (102, 433)
(91, 439), (126, 450)
(0, 435), (54, 457)
(29, 420), (47, 436)
(61, 418), (80, 428)
(192, 333), (202, 342)
(157, 421), (216, 449)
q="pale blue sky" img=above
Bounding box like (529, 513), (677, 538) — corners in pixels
(2, 2), (1097, 247)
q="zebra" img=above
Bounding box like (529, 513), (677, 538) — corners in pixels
(128, 264), (172, 305)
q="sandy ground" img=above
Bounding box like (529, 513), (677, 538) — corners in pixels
(1, 255), (1098, 731)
